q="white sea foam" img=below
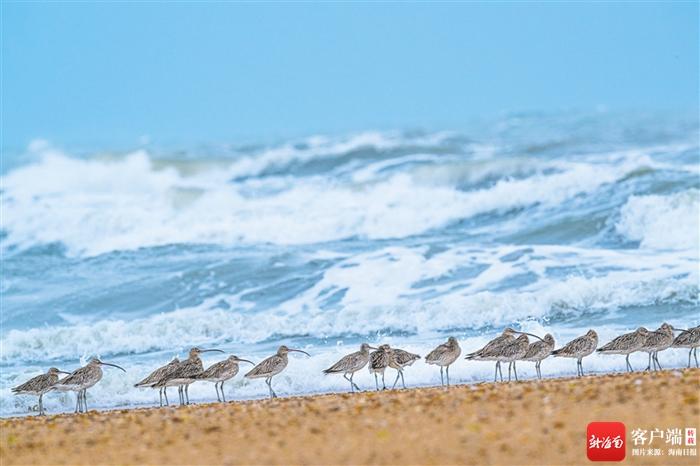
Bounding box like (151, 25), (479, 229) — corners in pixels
(2, 244), (695, 364)
(616, 189), (700, 250)
(2, 327), (695, 417)
(1, 142), (652, 257)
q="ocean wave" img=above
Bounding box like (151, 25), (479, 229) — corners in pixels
(616, 189), (700, 250)
(1, 142), (655, 257)
(2, 244), (696, 363)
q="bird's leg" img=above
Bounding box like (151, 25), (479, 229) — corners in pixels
(221, 382), (226, 403)
(655, 352), (663, 370)
(440, 367), (444, 386)
(215, 383), (221, 402)
(38, 394), (44, 416)
(159, 388), (163, 407)
(579, 358), (584, 377)
(689, 349), (693, 368)
(494, 362), (498, 383)
(694, 347), (698, 368)
(83, 390), (88, 412)
(400, 370), (406, 389)
(163, 388), (169, 406)
(374, 373), (379, 391)
(74, 392), (80, 414)
(392, 371), (401, 390)
(645, 352), (651, 371)
(350, 373), (360, 392)
(343, 373), (353, 392)
(513, 361), (518, 381)
(507, 362), (512, 382)
(185, 385), (190, 404)
(381, 372), (386, 390)
(178, 386), (183, 405)
(446, 365), (450, 387)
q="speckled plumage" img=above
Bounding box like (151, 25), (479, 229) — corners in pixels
(640, 323), (675, 371)
(368, 345), (392, 390)
(387, 347), (420, 390)
(464, 328), (518, 361)
(481, 335), (529, 382)
(520, 334), (555, 379)
(53, 358), (125, 413)
(552, 330), (598, 377)
(323, 343), (374, 392)
(425, 337), (461, 386)
(597, 328), (649, 372)
(135, 358), (180, 387)
(673, 326), (700, 368)
(12, 367), (68, 416)
(245, 345), (309, 399)
(154, 347), (224, 405)
(134, 358), (180, 406)
(199, 355), (253, 402)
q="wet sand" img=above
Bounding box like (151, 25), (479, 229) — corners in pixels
(2, 369), (698, 465)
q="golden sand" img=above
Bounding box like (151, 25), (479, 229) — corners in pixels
(2, 369), (698, 465)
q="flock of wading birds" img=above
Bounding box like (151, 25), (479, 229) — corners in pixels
(12, 323), (700, 416)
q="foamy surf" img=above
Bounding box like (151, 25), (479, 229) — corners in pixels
(2, 115), (698, 416)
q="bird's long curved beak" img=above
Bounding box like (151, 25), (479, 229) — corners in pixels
(101, 362), (126, 372)
(673, 328), (688, 332)
(237, 359), (255, 365)
(512, 331), (544, 342)
(57, 370), (72, 375)
(367, 346), (379, 350)
(202, 349), (225, 353)
(289, 348), (310, 356)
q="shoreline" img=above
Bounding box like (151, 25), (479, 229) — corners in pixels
(2, 364), (693, 419)
(2, 368), (698, 465)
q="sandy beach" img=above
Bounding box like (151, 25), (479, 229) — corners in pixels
(2, 368), (698, 465)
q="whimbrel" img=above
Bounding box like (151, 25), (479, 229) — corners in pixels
(11, 367), (70, 415)
(244, 345), (310, 399)
(198, 355), (254, 402)
(465, 328), (540, 382)
(52, 358), (126, 413)
(323, 343), (377, 392)
(477, 334), (529, 382)
(388, 347), (420, 389)
(672, 325), (700, 368)
(639, 323), (675, 371)
(154, 347), (224, 405)
(134, 357), (180, 406)
(552, 330), (598, 377)
(519, 333), (555, 379)
(596, 328), (649, 372)
(368, 344), (392, 390)
(425, 337), (461, 386)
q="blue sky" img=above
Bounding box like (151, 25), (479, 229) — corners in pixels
(2, 2), (698, 149)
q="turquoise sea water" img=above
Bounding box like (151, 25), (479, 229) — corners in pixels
(1, 112), (698, 415)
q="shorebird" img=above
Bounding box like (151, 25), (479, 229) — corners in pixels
(198, 355), (254, 402)
(368, 344), (392, 390)
(389, 347), (421, 389)
(425, 337), (461, 386)
(52, 357), (126, 413)
(155, 347), (224, 405)
(134, 357), (180, 406)
(476, 334), (530, 382)
(639, 323), (675, 371)
(596, 328), (649, 372)
(552, 330), (598, 377)
(323, 343), (377, 392)
(244, 345), (310, 399)
(519, 333), (555, 379)
(11, 367), (71, 415)
(465, 328), (540, 382)
(672, 325), (700, 368)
